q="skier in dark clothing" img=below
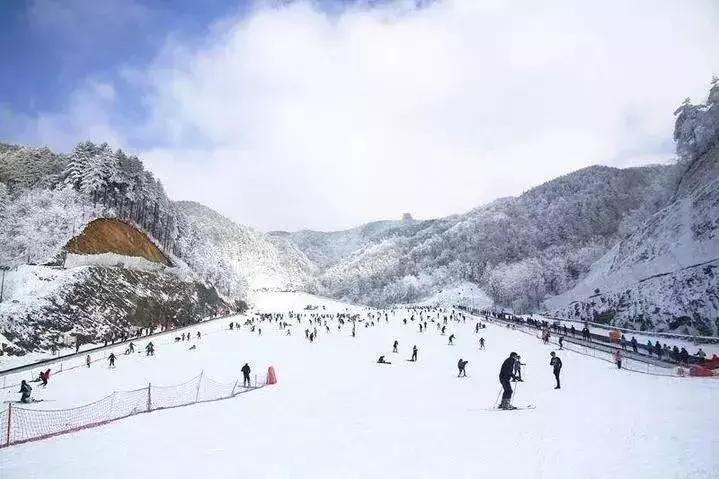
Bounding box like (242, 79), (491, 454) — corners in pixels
(241, 363), (251, 387)
(550, 352), (562, 389)
(393, 340), (398, 353)
(457, 359), (468, 377)
(558, 336), (564, 350)
(19, 380), (32, 403)
(498, 353), (518, 409)
(411, 345), (418, 362)
(448, 334), (455, 345)
(679, 347), (689, 365)
(108, 353), (116, 368)
(630, 336), (638, 354)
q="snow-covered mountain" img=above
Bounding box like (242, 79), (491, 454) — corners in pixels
(275, 164), (673, 309)
(174, 201), (319, 294)
(545, 145), (719, 335)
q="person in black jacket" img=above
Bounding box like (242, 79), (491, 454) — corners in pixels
(410, 345), (418, 362)
(241, 363), (251, 387)
(550, 352), (562, 389)
(19, 380), (32, 403)
(457, 359), (468, 377)
(393, 340), (399, 353)
(498, 352), (518, 409)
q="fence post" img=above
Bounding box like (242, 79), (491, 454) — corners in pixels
(147, 383), (152, 412)
(5, 402), (11, 447)
(195, 371), (203, 403)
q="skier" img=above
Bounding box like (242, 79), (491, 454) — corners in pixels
(197, 331), (201, 339)
(512, 355), (525, 382)
(549, 352), (562, 389)
(393, 340), (399, 353)
(19, 380), (32, 403)
(108, 353), (116, 368)
(457, 358), (468, 377)
(479, 337), (485, 350)
(448, 334), (455, 345)
(630, 336), (638, 354)
(411, 345), (418, 362)
(620, 335), (627, 351)
(146, 342), (155, 356)
(614, 349), (622, 369)
(86, 354), (91, 368)
(229, 322), (234, 330)
(558, 336), (564, 350)
(241, 363), (251, 387)
(37, 369), (50, 387)
(498, 352), (519, 409)
(475, 323), (480, 334)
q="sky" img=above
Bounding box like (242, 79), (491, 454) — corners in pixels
(1, 0), (718, 232)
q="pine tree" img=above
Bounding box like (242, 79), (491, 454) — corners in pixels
(64, 141), (95, 191)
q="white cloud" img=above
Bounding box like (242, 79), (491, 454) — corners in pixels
(24, 0), (719, 231)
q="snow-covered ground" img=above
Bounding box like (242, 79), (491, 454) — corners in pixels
(1, 292), (718, 478)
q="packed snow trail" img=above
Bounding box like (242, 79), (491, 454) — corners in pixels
(1, 292), (718, 479)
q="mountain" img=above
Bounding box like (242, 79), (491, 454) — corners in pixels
(174, 201), (319, 294)
(0, 144), (317, 354)
(275, 164), (674, 309)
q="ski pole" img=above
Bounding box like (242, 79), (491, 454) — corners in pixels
(512, 381), (520, 407)
(493, 386), (502, 408)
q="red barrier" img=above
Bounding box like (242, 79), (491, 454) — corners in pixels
(689, 366), (713, 377)
(266, 366), (277, 385)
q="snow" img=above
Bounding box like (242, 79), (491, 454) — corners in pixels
(414, 282), (494, 310)
(1, 292), (718, 478)
(63, 253), (169, 272)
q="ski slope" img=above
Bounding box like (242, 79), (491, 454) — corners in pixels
(2, 292), (718, 479)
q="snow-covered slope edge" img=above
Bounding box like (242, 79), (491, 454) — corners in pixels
(545, 146), (719, 335)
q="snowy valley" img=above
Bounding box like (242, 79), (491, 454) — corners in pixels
(1, 83), (719, 355)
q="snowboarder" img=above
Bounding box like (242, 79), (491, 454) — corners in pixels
(549, 352), (562, 389)
(457, 359), (468, 377)
(614, 350), (622, 369)
(19, 380), (32, 403)
(411, 345), (418, 362)
(377, 356), (391, 364)
(241, 363), (251, 387)
(108, 353), (116, 368)
(393, 340), (399, 353)
(512, 355), (525, 382)
(479, 337), (485, 350)
(498, 352), (519, 409)
(448, 334), (455, 345)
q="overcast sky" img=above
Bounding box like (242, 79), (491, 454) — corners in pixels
(1, 0), (718, 231)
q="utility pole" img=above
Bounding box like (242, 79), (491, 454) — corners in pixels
(0, 266), (8, 302)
